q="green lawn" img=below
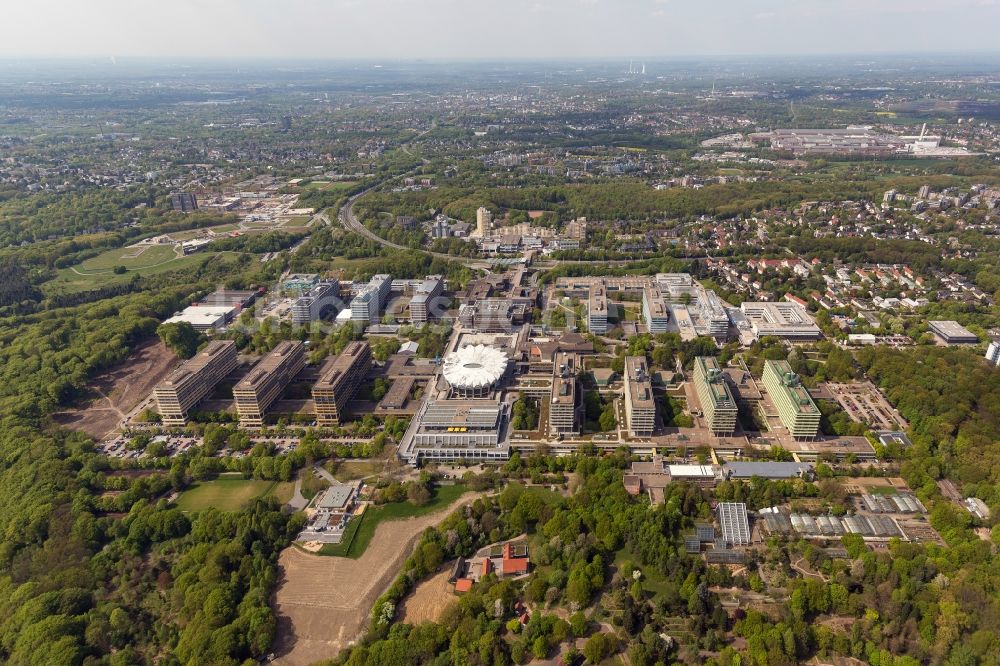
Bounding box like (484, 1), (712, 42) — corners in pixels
(319, 484), (468, 558)
(302, 180), (356, 192)
(332, 459), (386, 482)
(176, 477), (285, 512)
(45, 250), (237, 294)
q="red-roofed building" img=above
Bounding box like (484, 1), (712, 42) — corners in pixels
(454, 578), (473, 594)
(482, 558), (494, 578)
(501, 542), (530, 576)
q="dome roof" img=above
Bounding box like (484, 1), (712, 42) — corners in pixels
(442, 344), (508, 391)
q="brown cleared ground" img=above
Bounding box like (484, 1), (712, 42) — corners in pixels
(399, 566), (457, 625)
(272, 492), (479, 666)
(53, 339), (179, 439)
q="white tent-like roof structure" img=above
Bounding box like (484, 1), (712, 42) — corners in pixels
(442, 344), (508, 394)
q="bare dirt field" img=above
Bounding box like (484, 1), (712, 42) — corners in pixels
(53, 339), (179, 439)
(271, 492), (479, 666)
(399, 566), (457, 626)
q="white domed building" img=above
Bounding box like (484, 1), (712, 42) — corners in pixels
(442, 344), (509, 398)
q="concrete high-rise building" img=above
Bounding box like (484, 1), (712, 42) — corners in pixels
(154, 341), (237, 425)
(762, 360), (820, 440)
(588, 281), (609, 334)
(169, 192), (198, 213)
(476, 207), (492, 237)
(986, 339), (1000, 367)
(693, 356), (738, 435)
(350, 274), (392, 323)
(409, 276), (443, 325)
(291, 280), (340, 325)
(549, 352), (579, 436)
(642, 286), (669, 334)
(233, 341), (305, 426)
(313, 341), (372, 425)
(623, 356), (656, 437)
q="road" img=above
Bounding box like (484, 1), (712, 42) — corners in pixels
(337, 185), (497, 271)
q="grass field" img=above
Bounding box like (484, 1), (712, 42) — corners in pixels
(45, 249), (235, 293)
(176, 476), (292, 512)
(320, 484), (467, 558)
(302, 180), (356, 192)
(332, 459), (388, 482)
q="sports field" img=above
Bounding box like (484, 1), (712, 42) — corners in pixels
(176, 476), (294, 512)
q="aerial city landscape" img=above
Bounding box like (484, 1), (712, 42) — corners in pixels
(2, 3), (1000, 666)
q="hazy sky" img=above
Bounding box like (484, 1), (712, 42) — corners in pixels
(2, 0), (998, 59)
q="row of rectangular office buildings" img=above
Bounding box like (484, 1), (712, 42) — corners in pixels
(154, 340), (372, 427)
(691, 356), (821, 440)
(286, 273), (444, 326)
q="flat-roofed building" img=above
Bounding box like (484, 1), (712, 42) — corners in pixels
(929, 320), (978, 345)
(234, 341), (305, 426)
(667, 464), (720, 487)
(986, 338), (1000, 366)
(739, 302), (822, 340)
(292, 280), (340, 325)
(459, 299), (524, 332)
(694, 356), (738, 435)
(163, 305), (236, 332)
(642, 286), (670, 334)
(655, 273), (730, 339)
(350, 274), (392, 323)
(723, 461), (813, 480)
(403, 399), (511, 462)
(762, 360), (821, 440)
(624, 355), (656, 437)
(410, 276), (444, 324)
(313, 341), (372, 425)
(549, 352), (579, 435)
(588, 281), (609, 334)
(154, 340), (238, 425)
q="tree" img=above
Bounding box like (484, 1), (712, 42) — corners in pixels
(157, 321), (206, 359)
(584, 633), (615, 664)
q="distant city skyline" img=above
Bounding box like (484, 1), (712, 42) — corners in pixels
(2, 0), (999, 60)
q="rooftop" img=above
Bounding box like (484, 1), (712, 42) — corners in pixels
(625, 356), (655, 409)
(765, 360), (818, 415)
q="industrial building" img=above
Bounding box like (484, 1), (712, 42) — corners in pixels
(739, 302), (822, 340)
(312, 341), (372, 425)
(350, 274), (392, 323)
(588, 282), (609, 334)
(762, 360), (821, 440)
(693, 356), (738, 435)
(623, 356), (656, 437)
(292, 280), (340, 325)
(929, 320), (978, 345)
(717, 502), (751, 546)
(409, 276), (444, 324)
(233, 341), (305, 426)
(154, 341), (238, 425)
(549, 352), (580, 436)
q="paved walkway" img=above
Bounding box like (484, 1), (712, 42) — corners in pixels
(287, 477), (307, 511)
